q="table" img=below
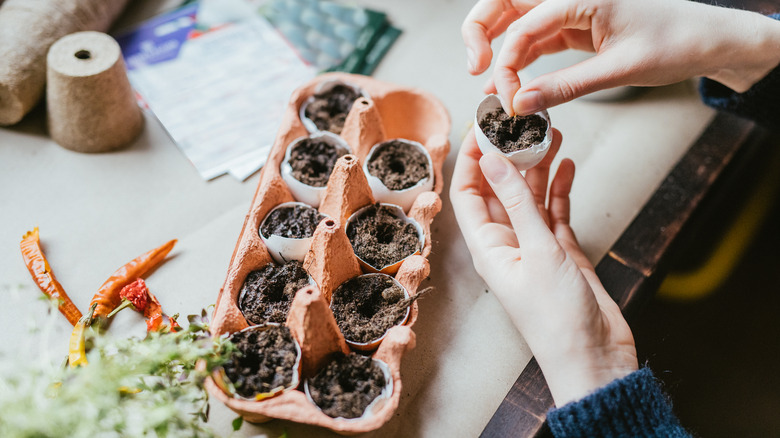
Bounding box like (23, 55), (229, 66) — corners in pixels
(0, 0), (755, 436)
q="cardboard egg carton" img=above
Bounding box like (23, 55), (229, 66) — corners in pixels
(207, 73), (450, 434)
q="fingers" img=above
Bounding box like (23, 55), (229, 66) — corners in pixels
(451, 131), (493, 239)
(463, 0), (520, 74)
(479, 153), (558, 252)
(512, 50), (629, 115)
(548, 157), (574, 227)
(493, 0), (599, 114)
(548, 158), (595, 275)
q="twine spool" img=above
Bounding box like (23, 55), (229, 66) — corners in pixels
(47, 31), (143, 153)
(0, 0), (129, 125)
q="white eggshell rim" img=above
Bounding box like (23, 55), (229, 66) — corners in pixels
(346, 203), (426, 273)
(280, 132), (352, 208)
(259, 201), (328, 264)
(363, 139), (435, 212)
(474, 94), (552, 171)
(216, 323), (303, 401)
(331, 273), (412, 350)
(303, 357), (394, 422)
(299, 79), (372, 134)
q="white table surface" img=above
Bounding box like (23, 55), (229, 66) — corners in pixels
(0, 1), (715, 436)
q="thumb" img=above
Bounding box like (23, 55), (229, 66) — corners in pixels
(512, 51), (629, 115)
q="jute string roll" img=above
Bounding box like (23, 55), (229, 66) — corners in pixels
(47, 31), (143, 153)
(0, 0), (130, 125)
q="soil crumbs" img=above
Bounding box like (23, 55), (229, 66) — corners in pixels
(332, 275), (408, 344)
(366, 140), (430, 190)
(223, 325), (298, 398)
(304, 84), (361, 134)
(238, 261), (310, 325)
(346, 203), (421, 269)
(289, 137), (346, 187)
(261, 204), (325, 239)
(308, 352), (386, 419)
(479, 109), (547, 153)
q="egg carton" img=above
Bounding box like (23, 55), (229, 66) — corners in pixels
(206, 72), (450, 434)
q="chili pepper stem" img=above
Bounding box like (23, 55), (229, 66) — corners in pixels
(107, 299), (135, 319)
(68, 303), (97, 368)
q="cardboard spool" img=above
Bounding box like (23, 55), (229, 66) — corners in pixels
(207, 73), (450, 434)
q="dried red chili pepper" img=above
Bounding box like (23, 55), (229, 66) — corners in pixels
(89, 239), (176, 327)
(108, 278), (180, 333)
(20, 228), (82, 326)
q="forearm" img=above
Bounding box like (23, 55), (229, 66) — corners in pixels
(700, 7), (780, 92)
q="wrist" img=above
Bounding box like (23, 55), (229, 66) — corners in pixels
(702, 8), (780, 92)
(535, 343), (638, 407)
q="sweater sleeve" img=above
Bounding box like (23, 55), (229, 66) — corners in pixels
(699, 13), (780, 129)
(546, 367), (691, 438)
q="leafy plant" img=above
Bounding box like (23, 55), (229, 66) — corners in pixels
(0, 309), (233, 438)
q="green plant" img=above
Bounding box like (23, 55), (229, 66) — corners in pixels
(0, 309), (233, 438)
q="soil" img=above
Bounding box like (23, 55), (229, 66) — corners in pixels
(331, 275), (408, 344)
(479, 109), (547, 153)
(222, 325), (298, 398)
(260, 204), (325, 239)
(366, 140), (430, 190)
(308, 352), (386, 419)
(346, 203), (421, 269)
(304, 84), (361, 134)
(238, 260), (310, 325)
(289, 137), (347, 187)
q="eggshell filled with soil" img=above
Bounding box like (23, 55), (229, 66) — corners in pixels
(475, 94), (552, 171)
(364, 139), (434, 212)
(259, 202), (327, 263)
(281, 132), (351, 207)
(346, 203), (425, 275)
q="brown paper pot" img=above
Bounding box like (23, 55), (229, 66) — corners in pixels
(207, 73), (450, 434)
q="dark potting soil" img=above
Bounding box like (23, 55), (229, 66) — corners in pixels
(366, 140), (430, 190)
(238, 261), (310, 325)
(346, 204), (421, 269)
(304, 84), (361, 134)
(308, 352), (386, 419)
(331, 275), (408, 344)
(289, 137), (347, 187)
(479, 109), (547, 153)
(222, 325), (298, 398)
(260, 204), (325, 239)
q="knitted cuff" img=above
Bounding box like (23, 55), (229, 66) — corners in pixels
(546, 368), (690, 438)
(699, 13), (780, 130)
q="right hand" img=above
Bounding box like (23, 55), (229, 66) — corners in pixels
(462, 0), (780, 115)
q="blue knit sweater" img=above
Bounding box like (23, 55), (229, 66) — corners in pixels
(546, 368), (690, 438)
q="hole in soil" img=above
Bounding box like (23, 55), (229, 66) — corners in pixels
(388, 160), (405, 174)
(74, 50), (91, 60)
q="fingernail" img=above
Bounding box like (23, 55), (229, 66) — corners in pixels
(480, 154), (510, 184)
(514, 91), (544, 115)
(466, 48), (477, 72)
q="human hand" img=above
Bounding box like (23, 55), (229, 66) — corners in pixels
(450, 129), (638, 406)
(462, 0), (780, 115)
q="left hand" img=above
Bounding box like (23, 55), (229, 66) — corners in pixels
(450, 129), (638, 406)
